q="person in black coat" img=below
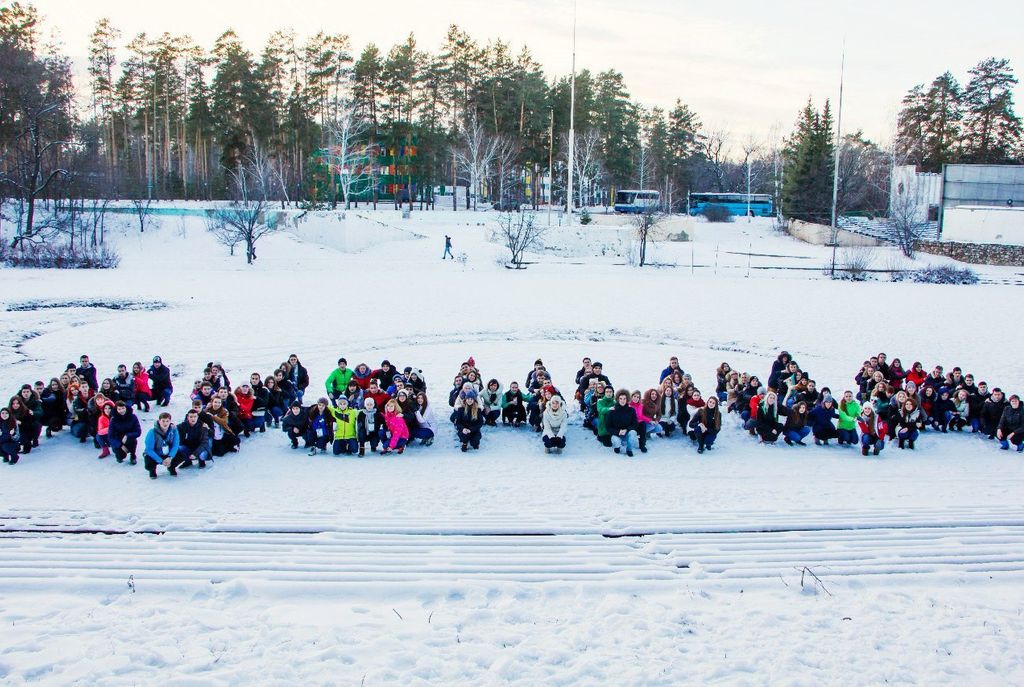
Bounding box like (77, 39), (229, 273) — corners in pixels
(286, 354), (310, 403)
(281, 402), (309, 449)
(755, 391), (787, 443)
(980, 389), (1008, 439)
(576, 363), (611, 399)
(453, 391), (484, 451)
(76, 354), (99, 391)
(809, 397), (839, 445)
(997, 395), (1024, 452)
(177, 409), (211, 467)
(148, 357), (173, 406)
(967, 382), (990, 433)
(605, 389), (639, 456)
(108, 401), (142, 464)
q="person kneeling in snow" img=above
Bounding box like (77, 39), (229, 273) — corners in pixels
(542, 396), (568, 454)
(143, 412), (183, 479)
(454, 390), (483, 452)
(329, 397), (359, 456)
(857, 405), (887, 456)
(997, 395), (1024, 452)
(281, 402), (308, 450)
(689, 395), (721, 454)
(382, 399), (410, 455)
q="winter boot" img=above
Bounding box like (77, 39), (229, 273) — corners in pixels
(45, 428), (52, 438)
(259, 426), (266, 433)
(308, 446), (318, 456)
(97, 447), (110, 459)
(873, 445), (881, 456)
(168, 466), (178, 476)
(397, 446), (404, 455)
(614, 447), (621, 454)
(461, 443), (468, 453)
(9, 455), (18, 465)
(908, 440), (915, 450)
(130, 454), (137, 465)
(861, 445), (869, 456)
(626, 450), (634, 457)
(359, 446), (366, 457)
(697, 444), (705, 454)
(784, 436), (793, 446)
(899, 439), (905, 450)
(148, 470), (157, 480)
(198, 459), (206, 469)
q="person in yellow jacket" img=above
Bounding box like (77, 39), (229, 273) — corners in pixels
(329, 397), (359, 455)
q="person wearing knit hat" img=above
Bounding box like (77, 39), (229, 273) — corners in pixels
(542, 395), (568, 454)
(454, 390), (483, 451)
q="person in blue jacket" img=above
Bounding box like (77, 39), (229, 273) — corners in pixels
(143, 412), (182, 479)
(809, 397), (839, 445)
(147, 356), (173, 407)
(108, 401), (141, 464)
(659, 357), (684, 383)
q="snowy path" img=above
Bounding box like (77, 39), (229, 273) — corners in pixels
(4, 507), (1024, 594)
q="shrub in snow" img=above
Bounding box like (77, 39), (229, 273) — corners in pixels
(826, 246), (876, 281)
(579, 207), (592, 225)
(912, 265), (979, 285)
(0, 242), (120, 269)
(701, 204), (733, 223)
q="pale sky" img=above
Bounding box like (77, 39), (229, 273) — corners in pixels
(36, 0), (1024, 154)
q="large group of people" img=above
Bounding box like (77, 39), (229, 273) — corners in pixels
(4, 348), (1022, 477)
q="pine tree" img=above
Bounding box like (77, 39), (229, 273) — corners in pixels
(782, 98), (835, 223)
(962, 57), (1022, 164)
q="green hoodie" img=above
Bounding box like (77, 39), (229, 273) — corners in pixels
(596, 396), (617, 437)
(325, 367), (354, 395)
(836, 399), (861, 431)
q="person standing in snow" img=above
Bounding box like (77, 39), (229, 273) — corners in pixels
(147, 356), (173, 407)
(443, 234), (454, 259)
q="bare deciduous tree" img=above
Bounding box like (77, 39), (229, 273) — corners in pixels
(564, 129), (602, 209)
(495, 211), (546, 269)
(130, 197), (153, 233)
(494, 135), (521, 210)
(887, 186), (931, 258)
(324, 98), (370, 211)
(455, 113), (500, 210)
(631, 204), (664, 267)
(207, 147), (278, 264)
(699, 128), (731, 193)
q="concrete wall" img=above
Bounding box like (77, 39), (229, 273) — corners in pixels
(915, 239), (1024, 267)
(941, 206), (1024, 246)
(891, 165), (941, 222)
(786, 220), (884, 247)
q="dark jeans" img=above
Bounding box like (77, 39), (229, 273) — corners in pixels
(111, 435), (139, 459)
(305, 429), (329, 450)
(332, 438), (358, 455)
(459, 429), (481, 448)
(502, 405), (526, 424)
(212, 433), (240, 456)
(693, 426), (718, 448)
(543, 435), (566, 449)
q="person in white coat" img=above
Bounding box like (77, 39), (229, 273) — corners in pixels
(480, 379), (504, 426)
(542, 396), (569, 454)
(413, 391), (436, 445)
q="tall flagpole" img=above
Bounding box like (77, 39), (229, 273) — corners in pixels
(567, 0), (577, 225)
(829, 38), (846, 277)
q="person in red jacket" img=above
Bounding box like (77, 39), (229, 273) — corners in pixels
(858, 405), (888, 456)
(905, 362), (927, 389)
(364, 379), (391, 412)
(132, 362), (152, 412)
(234, 384), (256, 437)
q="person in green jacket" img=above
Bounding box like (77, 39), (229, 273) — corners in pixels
(329, 397), (359, 455)
(595, 386), (617, 447)
(325, 358), (354, 401)
(836, 390), (861, 446)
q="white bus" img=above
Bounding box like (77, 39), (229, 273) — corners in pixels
(613, 189), (661, 214)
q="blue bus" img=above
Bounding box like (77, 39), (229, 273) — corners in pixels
(614, 189), (661, 214)
(688, 193), (773, 217)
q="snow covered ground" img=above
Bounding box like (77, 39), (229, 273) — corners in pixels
(1, 207), (1023, 685)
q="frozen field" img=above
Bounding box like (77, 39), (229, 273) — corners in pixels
(1, 207), (1023, 685)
